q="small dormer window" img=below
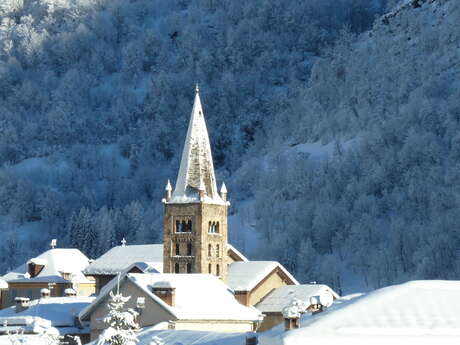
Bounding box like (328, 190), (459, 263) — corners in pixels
(27, 258), (47, 278)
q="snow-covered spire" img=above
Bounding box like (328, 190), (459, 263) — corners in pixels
(165, 180), (172, 201)
(170, 86), (224, 204)
(220, 182), (228, 202)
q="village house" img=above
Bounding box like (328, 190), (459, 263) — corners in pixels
(1, 247), (95, 308)
(79, 273), (263, 340)
(83, 243), (163, 293)
(255, 283), (339, 331)
(0, 293), (94, 343)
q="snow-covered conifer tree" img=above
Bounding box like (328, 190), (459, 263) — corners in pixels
(97, 291), (139, 345)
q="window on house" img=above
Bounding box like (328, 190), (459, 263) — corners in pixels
(186, 220), (192, 232)
(216, 264), (220, 276)
(208, 244), (212, 257)
(216, 244), (220, 258)
(208, 263), (212, 274)
(208, 221), (212, 233)
(187, 263), (192, 273)
(187, 243), (192, 256)
(176, 220), (182, 233)
(215, 222), (220, 233)
(175, 243), (180, 255)
(174, 263), (180, 273)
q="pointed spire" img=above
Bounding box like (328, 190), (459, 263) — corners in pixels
(220, 182), (228, 202)
(165, 180), (172, 191)
(171, 86), (223, 204)
(220, 182), (227, 194)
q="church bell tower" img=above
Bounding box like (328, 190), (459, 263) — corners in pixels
(163, 85), (229, 280)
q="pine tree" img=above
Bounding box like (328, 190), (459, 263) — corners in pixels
(97, 291), (139, 345)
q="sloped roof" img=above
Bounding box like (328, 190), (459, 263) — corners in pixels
(169, 88), (225, 205)
(256, 284), (339, 313)
(2, 249), (91, 284)
(0, 296), (94, 327)
(263, 280), (460, 345)
(227, 244), (249, 262)
(80, 273), (262, 322)
(83, 244), (163, 275)
(227, 261), (299, 292)
(134, 327), (247, 345)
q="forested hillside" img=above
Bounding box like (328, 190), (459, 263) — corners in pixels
(1, 0), (459, 293)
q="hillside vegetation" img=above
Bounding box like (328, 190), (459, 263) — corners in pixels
(1, 0), (459, 292)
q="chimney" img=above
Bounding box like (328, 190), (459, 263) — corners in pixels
(15, 297), (30, 313)
(152, 281), (176, 307)
(282, 299), (302, 331)
(220, 182), (228, 202)
(64, 288), (77, 297)
(165, 180), (172, 202)
(40, 288), (50, 298)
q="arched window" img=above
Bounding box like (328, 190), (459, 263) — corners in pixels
(174, 263), (180, 273)
(186, 220), (192, 232)
(208, 263), (212, 274)
(215, 222), (220, 233)
(216, 244), (220, 258)
(175, 243), (180, 256)
(208, 221), (212, 233)
(186, 263), (192, 273)
(216, 264), (220, 277)
(176, 220), (181, 233)
(208, 244), (212, 257)
(187, 243), (192, 256)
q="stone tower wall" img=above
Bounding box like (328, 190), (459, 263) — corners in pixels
(163, 202), (228, 280)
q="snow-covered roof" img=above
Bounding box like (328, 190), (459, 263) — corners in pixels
(2, 249), (92, 284)
(0, 334), (56, 344)
(83, 244), (163, 275)
(227, 244), (249, 262)
(260, 280), (460, 345)
(227, 261), (299, 292)
(256, 284), (339, 313)
(169, 87), (225, 205)
(0, 279), (7, 289)
(121, 328), (248, 345)
(80, 273), (262, 322)
(0, 296), (93, 328)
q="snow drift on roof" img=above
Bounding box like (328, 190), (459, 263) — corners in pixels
(261, 280), (460, 345)
(256, 284), (339, 313)
(83, 244), (163, 275)
(0, 296), (94, 327)
(2, 249), (91, 284)
(81, 273), (262, 322)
